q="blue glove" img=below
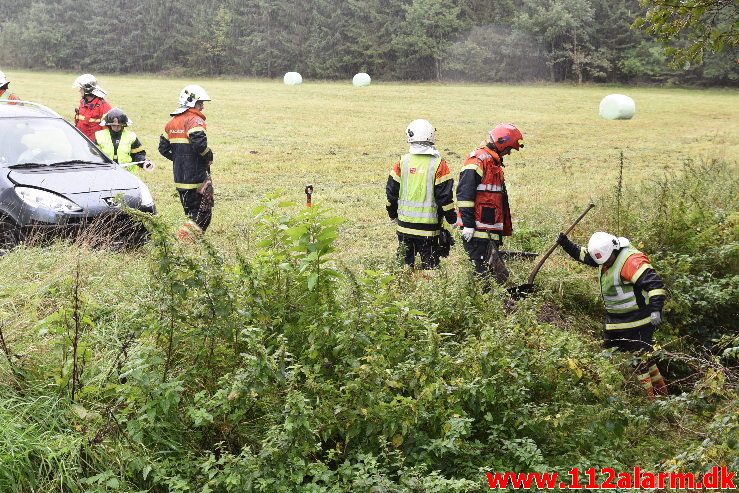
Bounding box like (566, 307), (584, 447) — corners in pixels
(650, 311), (662, 327)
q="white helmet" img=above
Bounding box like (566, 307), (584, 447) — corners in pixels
(0, 70), (9, 88)
(406, 119), (435, 144)
(587, 232), (630, 264)
(73, 73), (107, 98)
(178, 84), (211, 108)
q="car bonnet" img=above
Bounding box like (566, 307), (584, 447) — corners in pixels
(7, 165), (141, 194)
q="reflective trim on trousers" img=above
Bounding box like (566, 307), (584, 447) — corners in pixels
(175, 182), (203, 189)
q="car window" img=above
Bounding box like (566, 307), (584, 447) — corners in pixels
(0, 117), (108, 167)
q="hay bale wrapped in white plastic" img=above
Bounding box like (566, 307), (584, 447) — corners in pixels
(599, 94), (636, 120)
(352, 73), (371, 87)
(283, 72), (303, 86)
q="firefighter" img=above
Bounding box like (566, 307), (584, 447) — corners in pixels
(386, 119), (457, 270)
(158, 84), (214, 241)
(557, 231), (668, 398)
(456, 123), (523, 285)
(0, 71), (20, 102)
(73, 74), (112, 141)
(94, 108), (153, 173)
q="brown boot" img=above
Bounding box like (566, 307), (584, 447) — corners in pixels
(649, 364), (668, 396)
(638, 372), (656, 400)
(175, 220), (202, 243)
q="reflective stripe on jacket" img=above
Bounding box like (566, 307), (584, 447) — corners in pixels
(398, 154), (441, 225)
(158, 108), (212, 188)
(75, 97), (112, 141)
(456, 146), (512, 241)
(95, 128), (138, 164)
(386, 153), (457, 238)
(600, 246), (653, 331)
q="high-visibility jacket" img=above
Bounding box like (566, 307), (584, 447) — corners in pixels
(599, 246), (667, 330)
(456, 145), (512, 241)
(560, 237), (667, 331)
(0, 90), (20, 102)
(75, 96), (112, 141)
(386, 153), (457, 237)
(158, 108), (213, 189)
(94, 128), (145, 166)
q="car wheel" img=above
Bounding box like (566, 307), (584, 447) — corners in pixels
(0, 218), (19, 256)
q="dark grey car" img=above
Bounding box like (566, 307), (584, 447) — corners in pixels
(0, 101), (156, 253)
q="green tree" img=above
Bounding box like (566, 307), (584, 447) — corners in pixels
(633, 0), (739, 67)
(516, 0), (597, 83)
(393, 0), (466, 80)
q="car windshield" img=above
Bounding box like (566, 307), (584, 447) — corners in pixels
(0, 117), (109, 168)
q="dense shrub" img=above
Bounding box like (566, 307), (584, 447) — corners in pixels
(602, 158), (738, 346)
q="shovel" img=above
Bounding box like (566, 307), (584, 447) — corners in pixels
(508, 203), (595, 298)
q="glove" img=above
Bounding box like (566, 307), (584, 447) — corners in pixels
(142, 160), (156, 172)
(556, 232), (568, 245)
(650, 311), (662, 327)
(461, 227), (475, 242)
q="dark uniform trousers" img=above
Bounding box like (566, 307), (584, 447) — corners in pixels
(178, 188), (212, 232)
(397, 233), (440, 270)
(463, 237), (509, 285)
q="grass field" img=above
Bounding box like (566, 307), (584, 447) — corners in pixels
(11, 71), (739, 243)
(2, 71), (737, 324)
(3, 72), (737, 294)
(0, 74), (731, 261)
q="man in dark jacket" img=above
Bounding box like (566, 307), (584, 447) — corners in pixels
(456, 123), (523, 285)
(557, 231), (668, 398)
(159, 84), (214, 241)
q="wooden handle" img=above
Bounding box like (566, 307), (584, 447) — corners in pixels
(526, 203), (595, 285)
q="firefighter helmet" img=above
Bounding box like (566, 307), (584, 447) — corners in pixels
(0, 71), (9, 89)
(178, 84), (211, 108)
(406, 119), (435, 144)
(587, 231), (629, 265)
(101, 108), (131, 127)
(73, 73), (107, 98)
(487, 123), (523, 154)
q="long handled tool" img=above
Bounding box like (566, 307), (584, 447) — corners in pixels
(305, 184), (314, 207)
(508, 202), (595, 298)
(121, 160), (156, 172)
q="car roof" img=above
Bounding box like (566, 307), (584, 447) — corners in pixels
(0, 101), (63, 119)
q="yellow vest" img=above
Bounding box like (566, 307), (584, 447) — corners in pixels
(95, 128), (137, 164)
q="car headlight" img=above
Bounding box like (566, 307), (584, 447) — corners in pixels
(137, 179), (155, 208)
(15, 186), (83, 213)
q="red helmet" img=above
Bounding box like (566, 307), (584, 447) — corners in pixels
(487, 123), (524, 153)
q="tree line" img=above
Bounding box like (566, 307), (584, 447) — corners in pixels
(0, 0), (736, 85)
